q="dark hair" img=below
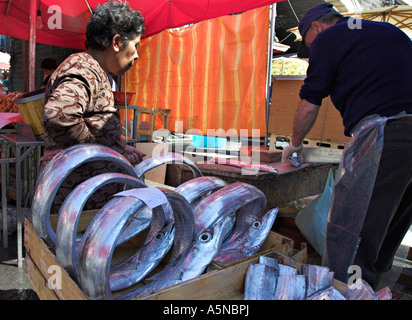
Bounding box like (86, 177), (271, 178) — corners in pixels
(41, 58), (57, 70)
(317, 11), (343, 24)
(85, 0), (145, 50)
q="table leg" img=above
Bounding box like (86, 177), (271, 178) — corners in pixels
(1, 149), (7, 248)
(15, 146), (23, 268)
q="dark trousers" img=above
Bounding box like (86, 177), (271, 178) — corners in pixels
(353, 121), (412, 287)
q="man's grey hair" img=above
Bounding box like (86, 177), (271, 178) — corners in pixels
(317, 10), (344, 24)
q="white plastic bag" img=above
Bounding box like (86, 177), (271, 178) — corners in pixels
(295, 168), (334, 255)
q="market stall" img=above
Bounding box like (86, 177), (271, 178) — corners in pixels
(0, 0), (409, 302)
(0, 0), (287, 269)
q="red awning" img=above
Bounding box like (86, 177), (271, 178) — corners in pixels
(0, 0), (284, 50)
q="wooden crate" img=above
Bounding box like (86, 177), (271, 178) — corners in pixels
(24, 218), (296, 300)
(210, 231), (294, 270)
(139, 249), (346, 300)
(24, 219), (87, 300)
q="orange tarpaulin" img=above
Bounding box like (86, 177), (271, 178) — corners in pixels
(124, 6), (270, 137)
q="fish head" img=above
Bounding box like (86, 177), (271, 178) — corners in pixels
(245, 207), (279, 240)
(196, 215), (234, 254)
(138, 221), (175, 261)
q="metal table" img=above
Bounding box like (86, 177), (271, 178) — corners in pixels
(0, 133), (44, 267)
(115, 105), (138, 145)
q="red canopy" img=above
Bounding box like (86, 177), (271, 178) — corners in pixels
(0, 0), (284, 50)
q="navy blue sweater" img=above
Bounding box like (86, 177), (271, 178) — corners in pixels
(300, 17), (412, 136)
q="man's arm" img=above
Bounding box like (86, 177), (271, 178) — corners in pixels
(291, 99), (321, 146)
(282, 99), (321, 163)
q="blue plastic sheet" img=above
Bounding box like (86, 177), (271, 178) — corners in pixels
(295, 168), (334, 256)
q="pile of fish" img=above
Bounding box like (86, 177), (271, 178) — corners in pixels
(31, 144), (279, 300)
(244, 255), (392, 300)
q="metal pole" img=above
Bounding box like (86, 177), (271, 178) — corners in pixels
(16, 146), (23, 268)
(124, 73), (128, 142)
(264, 4), (276, 147)
(1, 139), (7, 248)
(28, 0), (37, 92)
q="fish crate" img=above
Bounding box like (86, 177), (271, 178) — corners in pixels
(24, 215), (299, 300)
(209, 231), (294, 270)
(24, 218), (88, 300)
(138, 250), (347, 300)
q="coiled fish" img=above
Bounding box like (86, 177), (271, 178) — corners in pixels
(77, 188), (195, 299)
(55, 172), (152, 280)
(108, 188), (195, 292)
(118, 215), (233, 300)
(109, 221), (175, 292)
(31, 144), (137, 247)
(212, 207), (278, 264)
(192, 182), (267, 237)
(77, 195), (169, 300)
(174, 176), (227, 208)
(158, 189), (195, 261)
(134, 152), (202, 181)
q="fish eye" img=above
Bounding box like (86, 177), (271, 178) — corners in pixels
(155, 232), (164, 240)
(252, 221), (262, 228)
(198, 231), (212, 243)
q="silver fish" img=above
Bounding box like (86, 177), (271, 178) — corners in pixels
(278, 264), (298, 276)
(134, 152), (202, 181)
(118, 215), (233, 300)
(344, 279), (379, 300)
(31, 144), (137, 247)
(244, 263), (278, 300)
(193, 182), (267, 237)
(174, 176), (227, 208)
(77, 187), (195, 299)
(213, 208), (278, 264)
(376, 287), (392, 300)
(158, 188), (195, 261)
(210, 157), (279, 174)
(301, 264), (334, 297)
(56, 172), (150, 280)
(77, 196), (148, 300)
(258, 256), (298, 275)
(286, 153), (304, 167)
(258, 255), (279, 268)
(109, 221), (175, 292)
(306, 286), (346, 300)
(273, 275), (307, 300)
(108, 187), (194, 291)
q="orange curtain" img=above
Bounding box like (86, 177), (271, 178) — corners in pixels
(124, 6), (270, 137)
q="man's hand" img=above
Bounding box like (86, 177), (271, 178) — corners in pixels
(282, 143), (303, 164)
(124, 144), (146, 165)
